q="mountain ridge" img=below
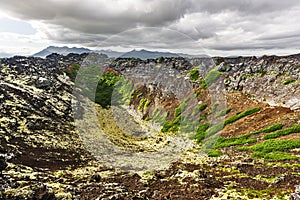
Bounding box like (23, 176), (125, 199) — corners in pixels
(33, 46), (204, 59)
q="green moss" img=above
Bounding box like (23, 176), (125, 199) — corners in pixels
(144, 99), (151, 109)
(197, 103), (208, 112)
(282, 79), (296, 85)
(263, 124), (300, 139)
(174, 102), (188, 117)
(207, 149), (222, 157)
(174, 107), (182, 117)
(95, 72), (122, 108)
(189, 69), (200, 81)
(205, 122), (224, 137)
(215, 123), (283, 148)
(252, 151), (299, 160)
(194, 108), (260, 144)
(240, 139), (300, 160)
(215, 108), (231, 118)
(250, 139), (300, 153)
(225, 107), (260, 125)
(137, 93), (143, 98)
(194, 122), (211, 142)
(195, 90), (202, 97)
(215, 137), (257, 149)
(201, 70), (222, 89)
(209, 103), (219, 114)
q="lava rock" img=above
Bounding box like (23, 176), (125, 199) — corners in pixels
(0, 157), (7, 175)
(35, 77), (52, 88)
(90, 174), (101, 182)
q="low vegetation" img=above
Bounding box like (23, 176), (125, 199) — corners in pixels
(215, 123), (283, 148)
(244, 139), (300, 160)
(201, 70), (222, 89)
(224, 107), (260, 125)
(282, 79), (296, 85)
(195, 107), (261, 143)
(263, 124), (300, 139)
(215, 108), (232, 118)
(95, 72), (122, 108)
(189, 69), (199, 81)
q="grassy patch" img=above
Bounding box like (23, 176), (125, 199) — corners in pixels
(263, 124), (300, 139)
(95, 72), (122, 108)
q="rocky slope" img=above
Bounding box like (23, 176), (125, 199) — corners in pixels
(0, 53), (299, 199)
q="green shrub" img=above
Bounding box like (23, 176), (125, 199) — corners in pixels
(95, 72), (122, 108)
(263, 124), (300, 139)
(189, 69), (200, 81)
(63, 63), (80, 81)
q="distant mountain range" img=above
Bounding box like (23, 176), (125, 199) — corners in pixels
(33, 46), (204, 59)
(0, 52), (13, 58)
(33, 46), (93, 57)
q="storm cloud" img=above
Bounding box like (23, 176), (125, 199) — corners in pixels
(1, 0), (300, 55)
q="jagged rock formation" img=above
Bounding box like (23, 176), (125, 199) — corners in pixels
(214, 55), (300, 110)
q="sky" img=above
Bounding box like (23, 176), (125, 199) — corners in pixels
(1, 0), (300, 57)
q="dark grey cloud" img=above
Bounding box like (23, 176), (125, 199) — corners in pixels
(1, 0), (300, 55)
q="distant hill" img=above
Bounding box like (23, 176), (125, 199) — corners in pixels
(33, 46), (204, 59)
(0, 52), (12, 58)
(33, 46), (92, 57)
(119, 49), (181, 59)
